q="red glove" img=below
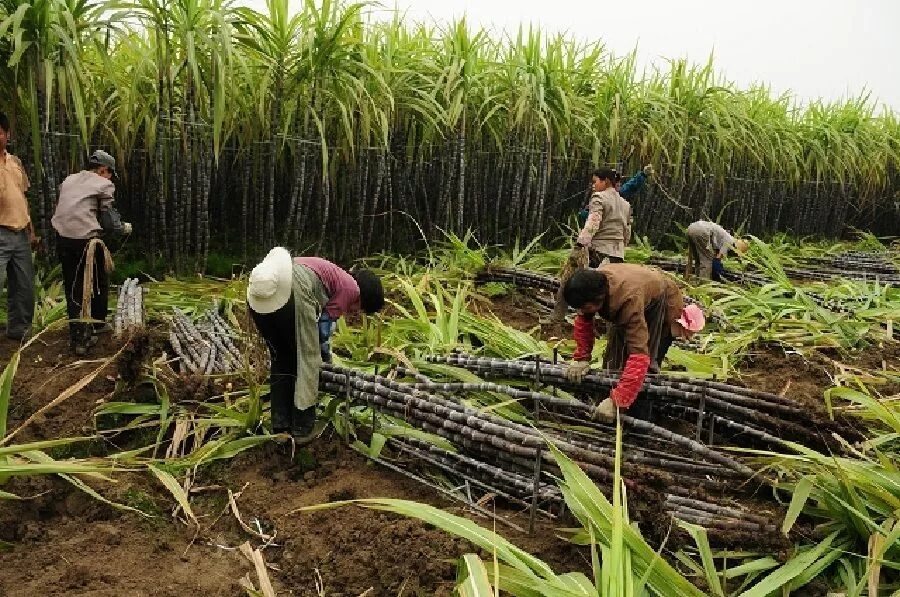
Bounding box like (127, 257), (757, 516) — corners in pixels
(572, 313), (595, 361)
(610, 353), (651, 408)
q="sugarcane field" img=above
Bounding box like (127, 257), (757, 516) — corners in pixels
(1, 0), (899, 595)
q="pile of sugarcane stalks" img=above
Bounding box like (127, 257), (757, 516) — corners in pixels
(648, 254), (900, 285)
(798, 251), (900, 276)
(425, 354), (861, 453)
(114, 278), (145, 337)
(319, 363), (785, 539)
(168, 307), (244, 375)
(476, 266), (560, 291)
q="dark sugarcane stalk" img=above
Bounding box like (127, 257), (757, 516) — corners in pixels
(389, 438), (563, 506)
(533, 140), (550, 239)
(298, 155), (318, 248)
(519, 146), (536, 240)
(323, 367), (752, 477)
(456, 127), (466, 231)
(431, 354), (828, 453)
(356, 146), (370, 251)
(169, 331), (195, 371)
(364, 149), (386, 255)
(325, 379), (626, 490)
(393, 443), (563, 516)
(395, 436), (561, 500)
(665, 495), (776, 527)
(671, 509), (778, 533)
(283, 142), (304, 246)
(385, 151), (396, 252)
(240, 152), (251, 259)
(316, 158), (332, 254)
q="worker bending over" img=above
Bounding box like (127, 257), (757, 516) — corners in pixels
(685, 220), (749, 281)
(247, 248), (384, 441)
(562, 264), (705, 420)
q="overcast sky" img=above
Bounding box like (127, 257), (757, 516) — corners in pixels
(242, 0), (900, 110)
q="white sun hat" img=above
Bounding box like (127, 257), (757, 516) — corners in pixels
(247, 247), (294, 314)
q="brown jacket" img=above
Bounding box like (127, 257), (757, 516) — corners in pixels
(573, 263), (683, 360)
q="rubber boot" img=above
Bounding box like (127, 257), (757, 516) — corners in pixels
(291, 406), (317, 443)
(266, 392), (291, 435)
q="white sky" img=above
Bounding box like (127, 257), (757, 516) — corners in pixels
(242, 0), (900, 111)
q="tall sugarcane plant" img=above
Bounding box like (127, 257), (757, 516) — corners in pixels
(2, 0), (898, 270)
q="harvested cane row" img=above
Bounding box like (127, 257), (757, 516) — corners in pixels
(647, 254), (900, 285)
(797, 251), (899, 276)
(168, 307), (244, 374)
(424, 354), (861, 452)
(319, 363), (784, 540)
(113, 278), (145, 337)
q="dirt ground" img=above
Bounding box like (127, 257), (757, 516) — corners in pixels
(0, 329), (587, 597)
(0, 302), (896, 596)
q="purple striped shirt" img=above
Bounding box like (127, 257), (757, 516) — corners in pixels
(294, 257), (360, 319)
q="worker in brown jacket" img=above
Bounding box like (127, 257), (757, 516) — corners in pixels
(561, 264), (706, 420)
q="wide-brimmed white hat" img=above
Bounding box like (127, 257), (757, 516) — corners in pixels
(247, 247), (293, 314)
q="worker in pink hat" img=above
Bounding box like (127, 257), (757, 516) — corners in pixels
(561, 264), (705, 421)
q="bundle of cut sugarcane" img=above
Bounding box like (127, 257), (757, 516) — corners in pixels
(424, 354), (860, 452)
(114, 278), (145, 337)
(321, 364), (754, 482)
(799, 251), (899, 276)
(168, 307), (243, 374)
(649, 254), (900, 285)
(475, 266), (560, 291)
(319, 363), (790, 539)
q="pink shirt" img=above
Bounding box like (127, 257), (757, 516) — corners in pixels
(294, 257), (360, 319)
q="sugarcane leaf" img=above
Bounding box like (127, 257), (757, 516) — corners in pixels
(148, 464), (197, 525)
(677, 521), (724, 596)
(457, 554), (493, 597)
(737, 532), (839, 597)
(782, 476), (814, 535)
(0, 350), (20, 438)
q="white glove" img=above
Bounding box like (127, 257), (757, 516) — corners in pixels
(564, 360), (591, 383)
(122, 222), (133, 235)
(591, 397), (617, 422)
(643, 164), (654, 177)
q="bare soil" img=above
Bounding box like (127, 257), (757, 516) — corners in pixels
(0, 308), (895, 596)
(0, 329), (587, 597)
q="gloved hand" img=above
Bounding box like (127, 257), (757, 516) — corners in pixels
(122, 222), (133, 235)
(610, 353), (651, 408)
(564, 360), (591, 383)
(591, 397), (617, 422)
(643, 164), (654, 177)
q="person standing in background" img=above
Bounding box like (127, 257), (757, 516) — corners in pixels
(0, 111), (37, 341)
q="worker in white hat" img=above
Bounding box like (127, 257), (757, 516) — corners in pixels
(247, 248), (384, 441)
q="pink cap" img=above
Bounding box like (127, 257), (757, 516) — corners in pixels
(677, 304), (706, 332)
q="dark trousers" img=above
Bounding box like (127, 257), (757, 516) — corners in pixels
(250, 298), (297, 431)
(603, 296), (673, 372)
(58, 236), (109, 345)
(589, 250), (624, 268)
(0, 227), (34, 339)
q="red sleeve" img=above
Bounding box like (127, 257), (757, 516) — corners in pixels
(610, 353), (651, 408)
(573, 313), (596, 361)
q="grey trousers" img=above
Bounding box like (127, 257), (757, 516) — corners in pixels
(0, 227), (35, 339)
